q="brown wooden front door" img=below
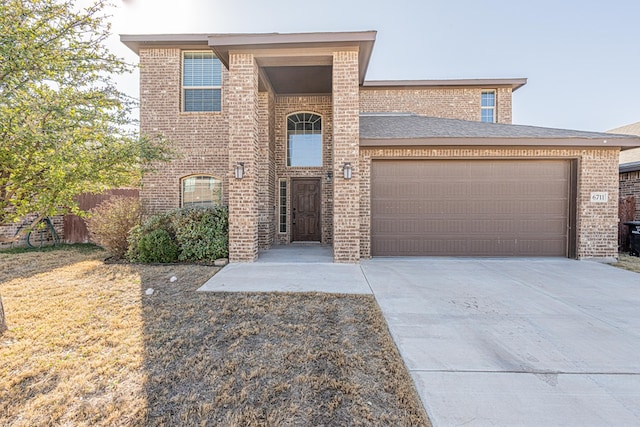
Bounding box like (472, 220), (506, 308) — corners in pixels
(291, 178), (321, 242)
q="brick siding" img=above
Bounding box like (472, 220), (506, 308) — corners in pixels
(257, 91), (275, 249)
(227, 53), (260, 262)
(360, 87), (513, 124)
(136, 45), (618, 263)
(620, 170), (640, 221)
(138, 48), (230, 215)
(332, 50), (361, 262)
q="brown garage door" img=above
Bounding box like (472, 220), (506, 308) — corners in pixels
(371, 159), (574, 257)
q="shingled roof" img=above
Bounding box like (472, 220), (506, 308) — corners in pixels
(359, 113), (640, 149)
(608, 121), (640, 136)
(620, 161), (640, 173)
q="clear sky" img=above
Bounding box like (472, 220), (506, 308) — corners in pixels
(106, 0), (640, 132)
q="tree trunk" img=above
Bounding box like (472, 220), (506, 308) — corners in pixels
(0, 292), (6, 334)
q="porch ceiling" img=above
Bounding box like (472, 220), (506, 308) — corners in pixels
(261, 65), (332, 94)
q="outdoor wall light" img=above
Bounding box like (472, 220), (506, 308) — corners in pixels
(342, 162), (353, 180)
(234, 162), (245, 179)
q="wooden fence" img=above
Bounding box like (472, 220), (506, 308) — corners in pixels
(64, 189), (139, 243)
(619, 196), (637, 251)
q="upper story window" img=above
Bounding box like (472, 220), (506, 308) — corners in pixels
(481, 90), (496, 123)
(183, 52), (222, 112)
(287, 112), (322, 167)
(181, 175), (223, 208)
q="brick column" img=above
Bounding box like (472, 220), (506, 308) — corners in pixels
(228, 53), (260, 262)
(577, 149), (619, 260)
(257, 91), (274, 249)
(332, 50), (360, 263)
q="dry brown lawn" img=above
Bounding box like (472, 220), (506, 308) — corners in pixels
(0, 245), (430, 426)
(613, 252), (640, 273)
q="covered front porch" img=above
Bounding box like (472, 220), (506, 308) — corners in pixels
(211, 31), (376, 263)
(257, 242), (333, 263)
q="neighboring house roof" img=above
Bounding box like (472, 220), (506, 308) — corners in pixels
(620, 161), (640, 173)
(619, 152), (640, 168)
(609, 121), (640, 135)
(607, 121), (640, 165)
(360, 113), (640, 148)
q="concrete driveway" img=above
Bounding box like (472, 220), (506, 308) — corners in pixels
(361, 258), (640, 427)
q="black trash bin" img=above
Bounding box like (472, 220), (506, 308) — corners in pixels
(624, 221), (640, 256)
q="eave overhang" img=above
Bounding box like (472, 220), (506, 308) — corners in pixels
(208, 31), (377, 85)
(363, 78), (528, 91)
(120, 33), (210, 53)
(360, 137), (640, 148)
(120, 32), (376, 85)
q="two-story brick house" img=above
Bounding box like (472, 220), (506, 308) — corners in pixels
(121, 31), (640, 262)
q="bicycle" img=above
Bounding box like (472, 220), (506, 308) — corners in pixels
(11, 216), (61, 248)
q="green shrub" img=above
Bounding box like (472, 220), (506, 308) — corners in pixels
(126, 212), (174, 262)
(125, 224), (143, 261)
(136, 228), (179, 263)
(173, 207), (228, 261)
(126, 206), (228, 263)
(87, 196), (141, 259)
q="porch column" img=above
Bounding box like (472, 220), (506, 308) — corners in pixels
(228, 53), (260, 262)
(332, 49), (360, 263)
(257, 91), (274, 249)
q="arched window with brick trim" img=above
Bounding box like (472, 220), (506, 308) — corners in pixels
(287, 112), (322, 167)
(180, 175), (222, 208)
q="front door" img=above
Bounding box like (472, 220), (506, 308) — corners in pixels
(291, 178), (321, 242)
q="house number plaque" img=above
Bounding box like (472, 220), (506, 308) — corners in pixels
(590, 192), (608, 203)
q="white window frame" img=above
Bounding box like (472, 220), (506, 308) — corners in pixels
(180, 174), (223, 208)
(182, 51), (222, 112)
(278, 178), (287, 233)
(183, 177), (196, 193)
(286, 112), (323, 167)
(481, 90), (496, 123)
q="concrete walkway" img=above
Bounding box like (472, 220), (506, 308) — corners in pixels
(199, 250), (640, 426)
(198, 244), (371, 294)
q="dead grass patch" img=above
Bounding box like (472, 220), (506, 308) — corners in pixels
(612, 253), (640, 273)
(0, 246), (429, 426)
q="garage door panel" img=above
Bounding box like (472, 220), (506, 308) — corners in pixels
(518, 238), (567, 254)
(375, 219), (567, 236)
(375, 184), (568, 199)
(372, 200), (568, 217)
(371, 160), (571, 257)
(373, 236), (568, 257)
(375, 237), (520, 256)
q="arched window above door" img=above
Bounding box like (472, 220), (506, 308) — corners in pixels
(287, 112), (322, 167)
